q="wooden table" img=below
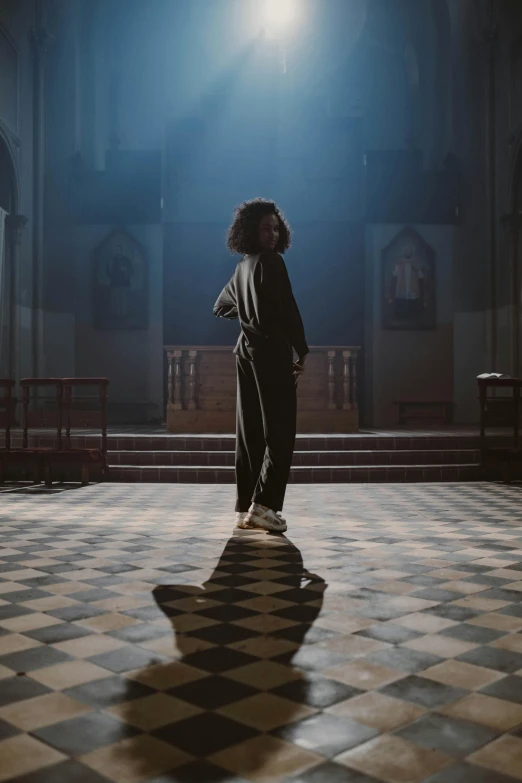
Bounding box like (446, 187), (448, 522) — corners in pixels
(478, 377), (522, 483)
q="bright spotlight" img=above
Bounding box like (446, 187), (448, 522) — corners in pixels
(263, 0), (297, 34)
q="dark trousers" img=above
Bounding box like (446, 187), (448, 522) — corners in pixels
(235, 351), (297, 513)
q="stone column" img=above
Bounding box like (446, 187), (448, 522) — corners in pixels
(5, 215), (28, 383)
(480, 4), (499, 370)
(30, 17), (52, 378)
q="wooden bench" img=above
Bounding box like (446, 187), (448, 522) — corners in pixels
(395, 400), (453, 426)
(42, 378), (109, 486)
(0, 378), (109, 487)
(0, 379), (63, 485)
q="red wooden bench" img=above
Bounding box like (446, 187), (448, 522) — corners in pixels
(0, 378), (63, 485)
(42, 378), (109, 486)
(0, 378), (109, 487)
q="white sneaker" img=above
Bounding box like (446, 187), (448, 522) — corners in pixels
(243, 503), (287, 533)
(235, 512), (248, 526)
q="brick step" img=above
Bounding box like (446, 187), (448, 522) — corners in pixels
(2, 433), (510, 452)
(108, 463), (480, 483)
(104, 436), (487, 452)
(108, 449), (480, 467)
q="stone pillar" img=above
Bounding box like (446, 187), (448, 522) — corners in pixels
(480, 4), (499, 370)
(30, 16), (52, 378)
(5, 215), (28, 383)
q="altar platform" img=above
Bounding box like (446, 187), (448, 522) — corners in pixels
(1, 426), (515, 484)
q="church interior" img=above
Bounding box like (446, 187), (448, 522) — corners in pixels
(1, 0), (522, 781)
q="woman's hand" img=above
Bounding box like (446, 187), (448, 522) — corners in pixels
(293, 355), (307, 385)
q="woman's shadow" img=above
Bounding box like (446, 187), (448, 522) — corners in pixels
(121, 529), (327, 782)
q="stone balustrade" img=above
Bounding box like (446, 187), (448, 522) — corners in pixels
(164, 346), (360, 433)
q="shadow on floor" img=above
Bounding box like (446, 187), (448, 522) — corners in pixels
(120, 530), (327, 781)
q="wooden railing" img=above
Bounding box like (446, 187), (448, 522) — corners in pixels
(164, 345), (360, 433)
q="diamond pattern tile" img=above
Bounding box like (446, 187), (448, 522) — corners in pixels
(0, 482), (522, 782)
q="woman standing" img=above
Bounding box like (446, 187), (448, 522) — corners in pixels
(213, 198), (308, 533)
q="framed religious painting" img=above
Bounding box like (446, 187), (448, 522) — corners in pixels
(381, 226), (436, 330)
(92, 229), (148, 329)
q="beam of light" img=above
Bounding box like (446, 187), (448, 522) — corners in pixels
(263, 0), (298, 35)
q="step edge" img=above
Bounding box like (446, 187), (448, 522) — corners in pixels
(109, 463), (481, 471)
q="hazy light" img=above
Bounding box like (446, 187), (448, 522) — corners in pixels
(263, 0), (297, 34)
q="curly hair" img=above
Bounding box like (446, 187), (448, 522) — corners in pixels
(226, 198), (292, 255)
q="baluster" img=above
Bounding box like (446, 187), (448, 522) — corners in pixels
(56, 382), (63, 451)
(174, 352), (183, 410)
(168, 350), (183, 411)
(187, 350), (198, 410)
(167, 352), (174, 406)
(100, 381), (108, 470)
(327, 350), (336, 410)
(64, 384), (72, 448)
(351, 349), (359, 411)
(22, 385), (29, 449)
(5, 382), (13, 451)
(342, 350), (352, 410)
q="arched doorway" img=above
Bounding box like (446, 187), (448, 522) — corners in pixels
(0, 132), (18, 378)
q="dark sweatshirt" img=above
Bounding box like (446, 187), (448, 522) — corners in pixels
(213, 252), (309, 361)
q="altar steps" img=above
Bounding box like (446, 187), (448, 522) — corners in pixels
(2, 431), (494, 483)
(109, 463), (479, 483)
(108, 449), (478, 467)
(105, 434), (485, 483)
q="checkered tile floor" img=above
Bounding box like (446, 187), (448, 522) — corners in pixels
(1, 483), (522, 782)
